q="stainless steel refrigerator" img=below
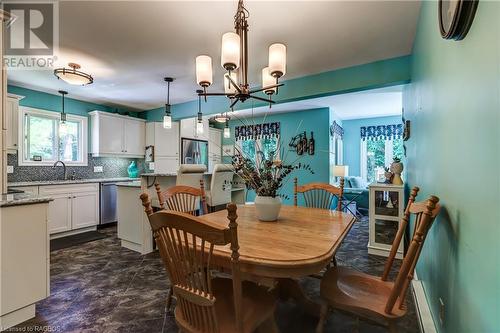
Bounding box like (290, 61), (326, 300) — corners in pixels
(181, 138), (208, 168)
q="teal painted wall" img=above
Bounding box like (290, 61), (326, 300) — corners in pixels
(222, 108), (330, 205)
(403, 2), (500, 333)
(8, 85), (143, 118)
(145, 55), (411, 121)
(342, 116), (402, 177)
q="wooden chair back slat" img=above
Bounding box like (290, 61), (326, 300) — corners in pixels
(294, 178), (344, 211)
(140, 194), (242, 333)
(384, 195), (441, 314)
(155, 180), (208, 216)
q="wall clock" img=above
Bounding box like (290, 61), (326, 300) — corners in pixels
(439, 0), (479, 40)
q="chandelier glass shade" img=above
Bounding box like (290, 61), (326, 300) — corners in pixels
(54, 63), (93, 86)
(195, 0), (286, 108)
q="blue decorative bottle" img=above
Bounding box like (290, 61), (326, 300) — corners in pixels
(127, 161), (138, 178)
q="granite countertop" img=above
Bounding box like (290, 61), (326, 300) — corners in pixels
(8, 177), (140, 187)
(0, 192), (53, 208)
(116, 181), (141, 188)
(141, 172), (212, 177)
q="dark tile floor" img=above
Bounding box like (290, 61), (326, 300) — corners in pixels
(6, 217), (419, 333)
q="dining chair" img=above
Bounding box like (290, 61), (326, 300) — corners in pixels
(140, 195), (278, 333)
(155, 179), (208, 216)
(294, 177), (344, 268)
(316, 188), (441, 333)
(154, 179), (208, 310)
(294, 178), (345, 211)
(205, 164), (234, 212)
(177, 164), (207, 187)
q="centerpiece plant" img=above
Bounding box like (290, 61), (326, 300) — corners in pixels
(231, 134), (314, 221)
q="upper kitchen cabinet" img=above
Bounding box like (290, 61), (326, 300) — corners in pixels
(146, 121), (179, 157)
(180, 116), (210, 141)
(5, 94), (24, 152)
(90, 111), (145, 157)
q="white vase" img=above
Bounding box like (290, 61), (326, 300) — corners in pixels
(254, 195), (282, 222)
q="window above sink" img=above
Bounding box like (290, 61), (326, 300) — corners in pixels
(19, 107), (88, 166)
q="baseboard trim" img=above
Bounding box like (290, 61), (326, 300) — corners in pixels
(411, 272), (437, 333)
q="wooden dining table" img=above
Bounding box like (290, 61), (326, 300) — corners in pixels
(198, 204), (356, 315)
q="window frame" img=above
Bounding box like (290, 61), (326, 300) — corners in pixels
(19, 106), (88, 166)
(235, 136), (281, 165)
(360, 138), (401, 183)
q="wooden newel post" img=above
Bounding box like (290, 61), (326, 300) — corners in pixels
(226, 203), (243, 333)
(294, 177), (298, 206)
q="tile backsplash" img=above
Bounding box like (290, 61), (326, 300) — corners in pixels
(7, 153), (148, 183)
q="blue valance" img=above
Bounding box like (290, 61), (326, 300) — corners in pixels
(235, 122), (280, 141)
(330, 121), (344, 138)
(360, 124), (403, 141)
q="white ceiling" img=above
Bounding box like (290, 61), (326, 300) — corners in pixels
(7, 1), (420, 111)
(233, 85), (403, 120)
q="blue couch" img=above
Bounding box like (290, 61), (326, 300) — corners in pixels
(343, 176), (369, 211)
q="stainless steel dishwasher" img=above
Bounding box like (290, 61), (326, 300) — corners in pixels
(100, 182), (117, 225)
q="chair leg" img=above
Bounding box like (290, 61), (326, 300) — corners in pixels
(353, 316), (359, 333)
(316, 301), (329, 333)
(166, 285), (173, 311)
(332, 256), (337, 267)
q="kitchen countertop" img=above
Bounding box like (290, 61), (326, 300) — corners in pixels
(116, 181), (141, 188)
(141, 172), (212, 177)
(8, 177), (140, 187)
(0, 192), (53, 208)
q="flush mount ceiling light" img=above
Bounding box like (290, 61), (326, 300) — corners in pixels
(213, 112), (231, 123)
(195, 0), (286, 108)
(54, 62), (93, 86)
(163, 77), (174, 129)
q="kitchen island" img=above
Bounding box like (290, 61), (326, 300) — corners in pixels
(0, 193), (52, 329)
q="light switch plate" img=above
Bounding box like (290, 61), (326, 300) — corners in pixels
(6, 165), (13, 174)
(94, 166), (103, 173)
(149, 162), (155, 170)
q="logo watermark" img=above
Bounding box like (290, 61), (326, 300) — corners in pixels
(2, 1), (58, 70)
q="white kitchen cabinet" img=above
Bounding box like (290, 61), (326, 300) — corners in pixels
(46, 194), (72, 234)
(39, 183), (99, 236)
(71, 192), (99, 229)
(155, 156), (179, 174)
(1, 202), (50, 329)
(5, 94), (23, 152)
(90, 111), (145, 157)
(146, 122), (180, 174)
(146, 121), (179, 156)
(208, 128), (222, 173)
(180, 116), (209, 141)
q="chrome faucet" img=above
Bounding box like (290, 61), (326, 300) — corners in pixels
(53, 160), (67, 180)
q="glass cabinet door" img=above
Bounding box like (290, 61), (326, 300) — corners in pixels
(374, 218), (399, 245)
(374, 190), (400, 216)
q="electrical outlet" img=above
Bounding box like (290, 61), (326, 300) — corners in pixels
(6, 165), (13, 174)
(149, 162), (155, 170)
(94, 166), (103, 173)
(439, 298), (445, 326)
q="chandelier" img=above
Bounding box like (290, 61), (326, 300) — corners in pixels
(195, 0), (286, 108)
(54, 63), (93, 86)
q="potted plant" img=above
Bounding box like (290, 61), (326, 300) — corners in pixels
(232, 148), (313, 221)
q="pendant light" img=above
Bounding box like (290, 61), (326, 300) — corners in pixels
(163, 77), (174, 129)
(59, 90), (68, 133)
(196, 90), (204, 135)
(224, 119), (231, 138)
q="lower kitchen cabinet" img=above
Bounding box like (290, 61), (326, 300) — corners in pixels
(39, 183), (99, 236)
(72, 192), (99, 229)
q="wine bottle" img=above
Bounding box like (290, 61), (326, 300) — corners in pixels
(302, 131), (308, 153)
(309, 131), (315, 155)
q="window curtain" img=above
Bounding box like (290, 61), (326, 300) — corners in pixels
(360, 124), (403, 141)
(235, 122), (280, 141)
(330, 121), (344, 140)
